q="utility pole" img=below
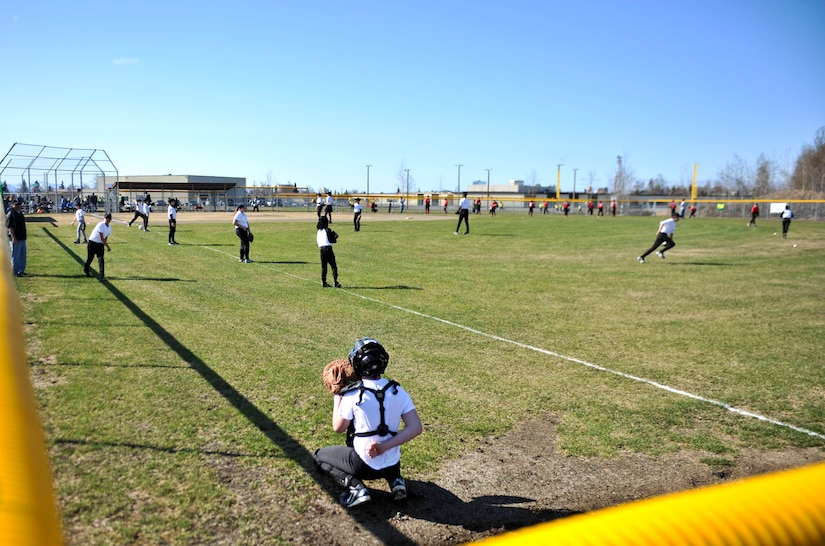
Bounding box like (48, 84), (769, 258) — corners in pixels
(485, 168), (492, 208)
(366, 164), (372, 206)
(455, 164), (463, 193)
(404, 168), (410, 210)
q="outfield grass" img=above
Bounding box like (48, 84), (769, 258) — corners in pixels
(18, 210), (825, 543)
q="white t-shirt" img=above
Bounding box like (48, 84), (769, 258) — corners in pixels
(338, 378), (415, 470)
(316, 228), (332, 247)
(458, 197), (470, 211)
(658, 217), (677, 236)
(89, 221), (112, 244)
(168, 206), (177, 220)
(233, 210), (249, 228)
(74, 209), (85, 224)
(781, 209), (793, 219)
(353, 202), (362, 214)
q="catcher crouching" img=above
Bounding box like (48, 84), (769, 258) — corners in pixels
(314, 338), (423, 508)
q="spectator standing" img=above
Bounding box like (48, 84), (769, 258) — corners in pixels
(610, 199), (617, 217)
(424, 196), (431, 214)
(679, 199), (688, 218)
(6, 198), (27, 277)
(689, 204), (697, 218)
(597, 202), (604, 216)
(316, 216), (341, 287)
(781, 205), (793, 239)
(443, 198), (449, 213)
(233, 204), (252, 263)
(454, 192), (470, 235)
(562, 201), (570, 218)
(528, 201), (535, 216)
(637, 211), (680, 264)
(84, 213), (112, 280)
(71, 207), (87, 244)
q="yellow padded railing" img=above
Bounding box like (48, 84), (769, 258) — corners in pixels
(473, 461), (825, 545)
(0, 252), (63, 545)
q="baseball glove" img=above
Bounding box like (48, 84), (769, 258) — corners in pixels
(322, 358), (358, 395)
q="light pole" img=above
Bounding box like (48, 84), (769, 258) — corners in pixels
(556, 164), (563, 200)
(365, 164), (372, 206)
(573, 168), (578, 200)
(485, 168), (492, 208)
(455, 164), (463, 193)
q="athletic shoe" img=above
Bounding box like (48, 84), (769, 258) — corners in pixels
(390, 478), (407, 501)
(73, 240), (80, 244)
(637, 257), (644, 264)
(656, 251), (665, 259)
(245, 259), (253, 263)
(323, 282), (332, 287)
(84, 269), (92, 277)
(334, 282), (342, 288)
(144, 229), (150, 232)
(454, 231), (458, 235)
(169, 242), (174, 246)
(340, 484), (370, 508)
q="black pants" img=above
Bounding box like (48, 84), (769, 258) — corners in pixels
(128, 212), (146, 227)
(353, 212), (361, 231)
(641, 232), (675, 259)
(85, 241), (106, 277)
(314, 445), (401, 489)
(325, 205), (333, 223)
(168, 219), (176, 243)
(455, 209), (469, 233)
(782, 219), (791, 237)
(320, 245), (338, 283)
(235, 228), (250, 261)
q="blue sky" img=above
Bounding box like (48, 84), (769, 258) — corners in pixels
(3, 1), (824, 194)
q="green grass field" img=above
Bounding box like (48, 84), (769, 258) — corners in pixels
(18, 210), (825, 543)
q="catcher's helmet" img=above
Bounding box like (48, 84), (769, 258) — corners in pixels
(348, 338), (389, 378)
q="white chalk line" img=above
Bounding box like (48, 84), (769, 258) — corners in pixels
(202, 244), (825, 442)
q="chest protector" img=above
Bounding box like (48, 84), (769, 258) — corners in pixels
(343, 380), (400, 446)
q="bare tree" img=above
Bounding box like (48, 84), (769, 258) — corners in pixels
(718, 155), (753, 197)
(789, 126), (825, 195)
(612, 156), (636, 196)
(753, 154), (776, 197)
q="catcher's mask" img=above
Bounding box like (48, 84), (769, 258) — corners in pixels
(349, 338), (389, 378)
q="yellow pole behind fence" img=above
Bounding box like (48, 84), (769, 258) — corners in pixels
(0, 251), (63, 544)
(472, 461), (825, 546)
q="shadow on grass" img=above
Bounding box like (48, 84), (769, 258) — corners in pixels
(41, 227), (421, 544)
(669, 262), (739, 266)
(346, 285), (422, 290)
(53, 437), (267, 459)
(252, 260), (311, 265)
(26, 215), (60, 226)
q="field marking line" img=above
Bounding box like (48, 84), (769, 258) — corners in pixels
(200, 244), (825, 442)
(348, 292), (825, 442)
